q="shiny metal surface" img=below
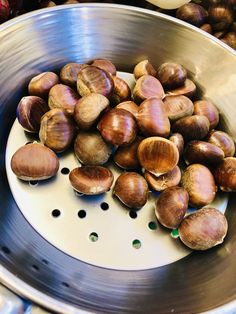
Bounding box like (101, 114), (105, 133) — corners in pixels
(0, 3), (236, 314)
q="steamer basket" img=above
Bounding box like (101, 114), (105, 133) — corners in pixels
(0, 4), (236, 314)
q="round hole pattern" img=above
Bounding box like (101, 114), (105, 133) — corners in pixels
(32, 264), (39, 271)
(1, 246), (11, 254)
(89, 232), (99, 242)
(78, 210), (86, 218)
(100, 202), (109, 210)
(132, 239), (141, 249)
(129, 210), (137, 219)
(61, 282), (70, 288)
(148, 221), (157, 230)
(61, 167), (70, 175)
(42, 259), (49, 265)
(51, 209), (61, 218)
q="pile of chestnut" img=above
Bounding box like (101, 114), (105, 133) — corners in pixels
(11, 58), (234, 251)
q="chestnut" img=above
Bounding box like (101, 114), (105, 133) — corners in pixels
(69, 166), (114, 195)
(169, 133), (184, 156)
(60, 62), (87, 88)
(193, 100), (219, 130)
(137, 137), (179, 176)
(207, 130), (235, 157)
(74, 131), (112, 166)
(133, 75), (165, 104)
(214, 157), (236, 192)
(155, 186), (189, 229)
(28, 72), (59, 98)
(157, 62), (187, 90)
(172, 115), (210, 141)
(91, 59), (116, 76)
(11, 142), (59, 181)
(208, 5), (234, 31)
(145, 166), (181, 192)
(113, 172), (149, 209)
(39, 108), (76, 152)
(97, 108), (137, 146)
(176, 3), (208, 27)
(166, 79), (197, 99)
(116, 101), (139, 117)
(133, 60), (157, 80)
(200, 24), (213, 34)
(179, 207), (228, 250)
(181, 164), (216, 207)
(16, 96), (49, 133)
(112, 76), (131, 105)
(163, 95), (194, 122)
(113, 137), (142, 170)
(77, 65), (114, 98)
(136, 97), (170, 138)
(74, 93), (109, 130)
(184, 141), (225, 166)
(48, 84), (80, 115)
(221, 32), (236, 50)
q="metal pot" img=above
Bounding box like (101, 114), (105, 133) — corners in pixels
(0, 3), (236, 314)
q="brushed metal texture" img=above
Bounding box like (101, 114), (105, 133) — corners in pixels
(0, 3), (236, 314)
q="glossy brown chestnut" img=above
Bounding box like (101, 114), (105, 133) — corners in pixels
(74, 93), (109, 130)
(11, 142), (59, 181)
(69, 166), (114, 195)
(214, 157), (236, 192)
(155, 186), (189, 229)
(39, 108), (76, 152)
(221, 32), (236, 50)
(207, 130), (235, 157)
(97, 108), (137, 146)
(113, 172), (149, 209)
(181, 164), (216, 207)
(16, 96), (49, 133)
(136, 97), (170, 138)
(77, 65), (114, 98)
(133, 60), (157, 80)
(172, 115), (210, 141)
(179, 207), (228, 250)
(91, 59), (116, 76)
(28, 72), (59, 98)
(157, 62), (187, 90)
(112, 76), (131, 105)
(176, 3), (208, 27)
(74, 131), (112, 166)
(163, 95), (194, 122)
(133, 75), (165, 104)
(145, 166), (181, 192)
(48, 84), (80, 115)
(116, 101), (139, 117)
(193, 100), (219, 130)
(208, 5), (234, 31)
(166, 79), (197, 99)
(184, 141), (225, 166)
(60, 63), (86, 88)
(113, 137), (142, 170)
(137, 137), (179, 176)
(169, 133), (184, 156)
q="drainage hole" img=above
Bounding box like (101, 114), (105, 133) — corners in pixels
(129, 210), (137, 219)
(51, 209), (61, 218)
(78, 210), (86, 218)
(89, 232), (99, 242)
(32, 264), (39, 271)
(61, 167), (70, 175)
(42, 259), (49, 265)
(29, 180), (38, 187)
(100, 202), (109, 211)
(132, 239), (141, 249)
(148, 221), (157, 230)
(61, 282), (70, 288)
(1, 246), (11, 254)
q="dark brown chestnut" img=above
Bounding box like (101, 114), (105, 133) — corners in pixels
(60, 63), (87, 88)
(111, 76), (131, 105)
(172, 115), (210, 141)
(11, 143), (59, 181)
(69, 166), (114, 195)
(176, 3), (208, 27)
(138, 137), (179, 176)
(74, 131), (112, 166)
(208, 5), (234, 31)
(184, 141), (225, 166)
(16, 96), (49, 133)
(116, 101), (139, 117)
(163, 95), (194, 122)
(221, 32), (236, 50)
(207, 130), (235, 157)
(157, 62), (187, 90)
(136, 97), (170, 138)
(77, 65), (114, 98)
(181, 164), (216, 207)
(28, 72), (59, 98)
(179, 207), (228, 250)
(97, 108), (137, 146)
(200, 24), (213, 34)
(169, 133), (184, 156)
(133, 60), (157, 80)
(91, 59), (116, 76)
(166, 79), (197, 99)
(214, 157), (236, 192)
(145, 166), (181, 192)
(113, 172), (149, 209)
(193, 100), (219, 130)
(133, 75), (165, 104)
(155, 186), (189, 229)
